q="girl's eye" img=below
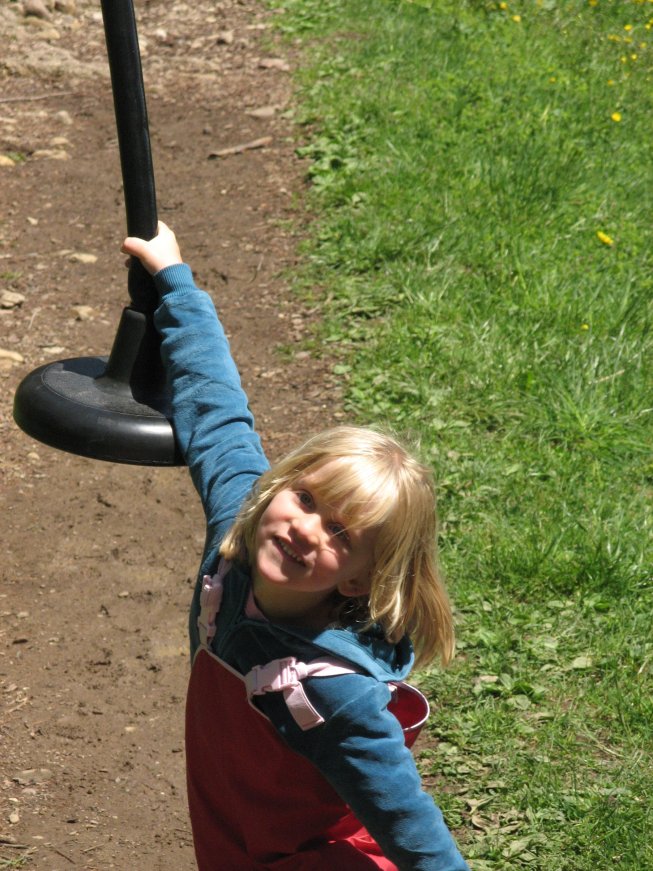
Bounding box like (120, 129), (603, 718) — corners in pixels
(297, 490), (313, 508)
(328, 523), (350, 545)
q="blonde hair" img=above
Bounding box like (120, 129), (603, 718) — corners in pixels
(220, 426), (455, 668)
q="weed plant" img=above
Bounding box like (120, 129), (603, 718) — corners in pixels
(269, 0), (653, 868)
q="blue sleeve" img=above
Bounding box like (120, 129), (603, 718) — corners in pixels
(259, 674), (470, 871)
(152, 264), (270, 542)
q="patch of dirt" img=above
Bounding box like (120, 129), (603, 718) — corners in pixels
(0, 1), (343, 867)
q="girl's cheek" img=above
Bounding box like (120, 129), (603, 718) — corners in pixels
(320, 552), (342, 573)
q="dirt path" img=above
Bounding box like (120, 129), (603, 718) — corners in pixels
(1, 2), (341, 867)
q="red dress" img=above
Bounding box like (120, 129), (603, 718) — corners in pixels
(184, 569), (428, 870)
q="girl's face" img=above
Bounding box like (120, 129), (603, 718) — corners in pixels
(252, 461), (377, 616)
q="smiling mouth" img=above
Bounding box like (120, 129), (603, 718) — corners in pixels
(275, 537), (306, 566)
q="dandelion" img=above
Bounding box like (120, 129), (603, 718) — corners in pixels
(597, 231), (614, 246)
(499, 1), (508, 8)
(611, 111), (622, 122)
(624, 24), (633, 31)
(512, 14), (522, 22)
(580, 324), (590, 331)
(631, 53), (638, 60)
(607, 79), (615, 85)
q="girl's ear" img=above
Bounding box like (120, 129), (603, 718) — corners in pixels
(337, 576), (372, 598)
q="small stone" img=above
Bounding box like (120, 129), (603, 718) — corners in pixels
(68, 252), (97, 264)
(32, 149), (69, 161)
(54, 0), (77, 12)
(71, 304), (95, 320)
(246, 105), (279, 120)
(42, 345), (65, 355)
(258, 58), (290, 72)
(27, 216), (39, 225)
(216, 29), (234, 44)
(23, 0), (52, 20)
(8, 811), (20, 824)
(1, 290), (25, 309)
(0, 348), (24, 363)
(14, 769), (53, 785)
(49, 136), (70, 147)
(23, 17), (59, 37)
(0, 155), (16, 167)
(55, 110), (73, 125)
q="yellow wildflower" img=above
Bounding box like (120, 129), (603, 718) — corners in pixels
(597, 231), (614, 246)
(499, 1), (508, 8)
(512, 14), (521, 22)
(580, 324), (590, 331)
(624, 24), (633, 31)
(611, 111), (622, 122)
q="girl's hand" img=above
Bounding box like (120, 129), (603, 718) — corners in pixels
(121, 221), (182, 275)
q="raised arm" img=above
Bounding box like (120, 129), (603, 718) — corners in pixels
(123, 224), (269, 542)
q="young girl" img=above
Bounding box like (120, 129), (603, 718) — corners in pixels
(122, 223), (470, 871)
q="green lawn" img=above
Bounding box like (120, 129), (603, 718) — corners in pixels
(269, 1), (653, 867)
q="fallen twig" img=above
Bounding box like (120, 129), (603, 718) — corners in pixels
(0, 92), (74, 105)
(81, 844), (105, 854)
(48, 844), (75, 863)
(208, 136), (272, 159)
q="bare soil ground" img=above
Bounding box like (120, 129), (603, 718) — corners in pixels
(1, 1), (343, 867)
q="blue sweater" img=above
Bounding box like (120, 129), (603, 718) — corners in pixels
(153, 264), (470, 871)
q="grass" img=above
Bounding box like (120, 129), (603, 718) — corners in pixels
(0, 854), (33, 870)
(267, 0), (653, 867)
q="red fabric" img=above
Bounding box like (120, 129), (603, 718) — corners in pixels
(186, 648), (398, 870)
(387, 682), (429, 750)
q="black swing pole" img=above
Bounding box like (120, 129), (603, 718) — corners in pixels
(13, 0), (183, 466)
(102, 0), (158, 311)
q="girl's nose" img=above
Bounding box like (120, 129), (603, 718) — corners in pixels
(291, 513), (324, 547)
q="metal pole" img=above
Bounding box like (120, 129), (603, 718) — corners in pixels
(101, 0), (158, 313)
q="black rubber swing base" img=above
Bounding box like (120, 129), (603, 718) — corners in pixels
(13, 356), (182, 467)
